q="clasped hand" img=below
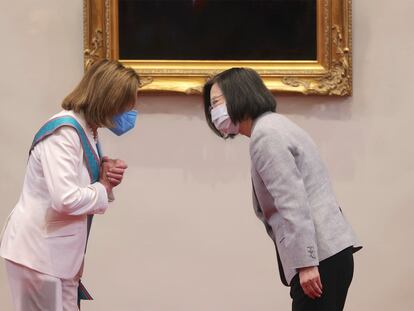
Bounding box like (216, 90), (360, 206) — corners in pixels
(99, 156), (128, 194)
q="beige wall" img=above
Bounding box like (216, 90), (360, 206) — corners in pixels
(1, 1), (413, 310)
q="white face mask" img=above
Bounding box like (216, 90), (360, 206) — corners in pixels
(210, 104), (239, 136)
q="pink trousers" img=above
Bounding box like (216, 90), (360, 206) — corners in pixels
(5, 259), (80, 311)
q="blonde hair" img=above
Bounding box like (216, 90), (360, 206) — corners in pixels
(62, 59), (140, 127)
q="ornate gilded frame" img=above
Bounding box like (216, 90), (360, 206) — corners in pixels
(84, 0), (352, 95)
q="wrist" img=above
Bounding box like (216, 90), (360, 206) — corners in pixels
(99, 180), (112, 195)
(298, 266), (317, 272)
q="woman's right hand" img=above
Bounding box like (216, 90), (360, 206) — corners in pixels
(99, 156), (128, 193)
(99, 159), (114, 194)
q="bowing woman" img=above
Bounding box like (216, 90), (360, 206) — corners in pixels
(203, 67), (362, 311)
(0, 59), (140, 310)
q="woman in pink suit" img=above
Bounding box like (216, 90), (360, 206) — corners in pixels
(0, 60), (140, 311)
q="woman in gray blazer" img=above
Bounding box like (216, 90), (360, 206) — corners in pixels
(203, 68), (361, 311)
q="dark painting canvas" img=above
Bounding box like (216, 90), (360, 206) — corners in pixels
(119, 0), (317, 61)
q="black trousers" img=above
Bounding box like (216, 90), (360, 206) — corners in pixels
(290, 247), (354, 311)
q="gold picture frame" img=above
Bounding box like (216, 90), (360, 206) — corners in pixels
(84, 0), (352, 95)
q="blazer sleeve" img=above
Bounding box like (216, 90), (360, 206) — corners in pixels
(250, 129), (319, 269)
(38, 126), (109, 216)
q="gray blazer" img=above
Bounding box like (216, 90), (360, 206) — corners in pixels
(250, 112), (361, 286)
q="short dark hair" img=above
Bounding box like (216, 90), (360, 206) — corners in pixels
(203, 67), (276, 138)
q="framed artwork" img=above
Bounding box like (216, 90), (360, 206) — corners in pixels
(84, 0), (352, 95)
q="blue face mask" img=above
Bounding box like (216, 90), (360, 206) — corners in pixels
(109, 110), (138, 136)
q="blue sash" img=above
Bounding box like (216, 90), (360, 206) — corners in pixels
(31, 116), (100, 182)
(31, 115), (100, 304)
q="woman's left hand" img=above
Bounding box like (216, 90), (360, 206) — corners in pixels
(101, 156), (128, 187)
(298, 266), (323, 299)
